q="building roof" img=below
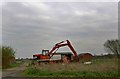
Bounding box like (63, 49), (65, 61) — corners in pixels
(78, 53), (93, 56)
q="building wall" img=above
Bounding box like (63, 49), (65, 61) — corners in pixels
(79, 53), (93, 61)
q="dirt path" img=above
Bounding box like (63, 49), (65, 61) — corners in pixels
(2, 62), (28, 78)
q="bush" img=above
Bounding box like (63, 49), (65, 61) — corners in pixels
(2, 46), (16, 69)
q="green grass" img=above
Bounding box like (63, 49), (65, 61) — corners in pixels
(2, 60), (23, 70)
(9, 62), (21, 68)
(0, 67), (2, 71)
(23, 58), (119, 77)
(23, 67), (118, 77)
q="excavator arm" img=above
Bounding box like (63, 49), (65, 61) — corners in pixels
(48, 40), (78, 59)
(66, 40), (78, 58)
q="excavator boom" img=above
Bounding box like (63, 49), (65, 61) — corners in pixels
(48, 40), (78, 59)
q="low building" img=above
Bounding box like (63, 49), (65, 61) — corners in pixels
(78, 53), (93, 61)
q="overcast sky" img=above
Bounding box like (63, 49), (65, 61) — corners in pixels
(2, 2), (118, 58)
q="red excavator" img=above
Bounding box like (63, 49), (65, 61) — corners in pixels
(33, 40), (79, 62)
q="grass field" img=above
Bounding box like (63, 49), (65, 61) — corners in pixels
(23, 58), (119, 77)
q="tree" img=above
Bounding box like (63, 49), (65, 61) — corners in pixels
(104, 39), (120, 57)
(2, 46), (16, 68)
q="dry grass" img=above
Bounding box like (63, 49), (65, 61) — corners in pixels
(23, 58), (119, 77)
(33, 58), (118, 72)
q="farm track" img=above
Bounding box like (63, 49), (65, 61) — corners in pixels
(2, 62), (27, 78)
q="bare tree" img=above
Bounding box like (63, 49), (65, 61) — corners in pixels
(104, 39), (120, 57)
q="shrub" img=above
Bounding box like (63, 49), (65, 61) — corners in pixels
(2, 46), (16, 69)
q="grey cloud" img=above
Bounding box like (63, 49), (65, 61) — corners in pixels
(2, 2), (118, 58)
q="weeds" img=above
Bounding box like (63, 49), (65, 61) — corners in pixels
(23, 67), (118, 77)
(23, 58), (119, 77)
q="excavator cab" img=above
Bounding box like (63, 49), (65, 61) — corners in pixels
(33, 50), (50, 60)
(42, 50), (49, 55)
